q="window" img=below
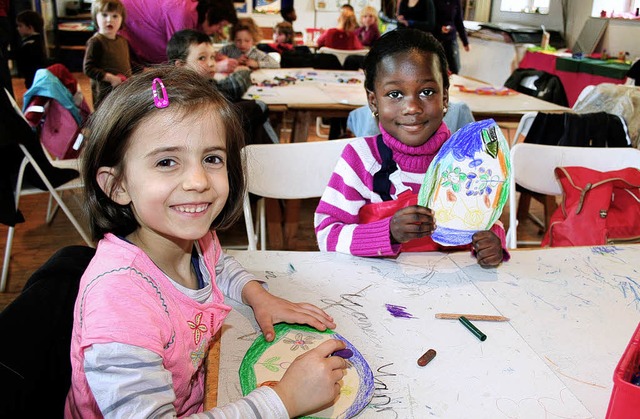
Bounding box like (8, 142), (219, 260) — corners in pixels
(500, 0), (550, 14)
(591, 0), (640, 17)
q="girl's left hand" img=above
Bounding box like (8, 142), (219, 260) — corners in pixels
(242, 282), (336, 342)
(472, 230), (503, 267)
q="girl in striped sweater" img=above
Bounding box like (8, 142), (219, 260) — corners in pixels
(314, 29), (507, 267)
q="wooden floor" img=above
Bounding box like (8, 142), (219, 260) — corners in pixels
(0, 73), (547, 311)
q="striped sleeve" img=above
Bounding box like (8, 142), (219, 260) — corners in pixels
(213, 69), (252, 102)
(315, 139), (400, 257)
(215, 251), (266, 303)
(86, 343), (288, 419)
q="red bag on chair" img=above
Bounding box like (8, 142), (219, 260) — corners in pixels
(542, 167), (640, 247)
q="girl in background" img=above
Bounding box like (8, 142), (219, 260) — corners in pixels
(354, 5), (380, 47)
(83, 0), (131, 109)
(66, 67), (347, 418)
(219, 17), (280, 70)
(315, 29), (506, 267)
(316, 10), (363, 50)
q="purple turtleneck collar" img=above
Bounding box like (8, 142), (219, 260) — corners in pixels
(378, 122), (451, 173)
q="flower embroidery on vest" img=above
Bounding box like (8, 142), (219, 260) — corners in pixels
(188, 312), (208, 345)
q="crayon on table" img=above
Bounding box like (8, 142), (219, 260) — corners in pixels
(417, 349), (437, 367)
(459, 315), (487, 341)
(435, 313), (509, 322)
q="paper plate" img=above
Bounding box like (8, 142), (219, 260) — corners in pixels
(239, 323), (374, 419)
(418, 118), (511, 246)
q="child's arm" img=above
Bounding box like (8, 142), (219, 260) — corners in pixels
(246, 49), (280, 69)
(214, 251), (336, 341)
(212, 68), (252, 102)
(315, 142), (402, 257)
(85, 341), (344, 418)
(241, 281), (336, 342)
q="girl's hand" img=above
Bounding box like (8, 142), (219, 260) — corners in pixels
(472, 230), (503, 267)
(390, 205), (436, 244)
(245, 58), (259, 69)
(242, 282), (336, 341)
(215, 58), (238, 73)
(274, 339), (348, 418)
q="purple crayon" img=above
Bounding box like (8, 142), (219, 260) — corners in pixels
(331, 348), (354, 359)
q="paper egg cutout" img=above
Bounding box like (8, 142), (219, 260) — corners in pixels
(417, 118), (511, 246)
(239, 323), (374, 419)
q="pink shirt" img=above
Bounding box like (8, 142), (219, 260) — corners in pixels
(65, 232), (231, 417)
(120, 0), (199, 64)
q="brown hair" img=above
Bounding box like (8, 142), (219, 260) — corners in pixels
(16, 10), (44, 33)
(91, 0), (127, 29)
(82, 66), (246, 240)
(274, 21), (294, 45)
(229, 17), (263, 43)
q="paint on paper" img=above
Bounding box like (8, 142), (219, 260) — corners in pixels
(418, 119), (511, 246)
(239, 323), (374, 418)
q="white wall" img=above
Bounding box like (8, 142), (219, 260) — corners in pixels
(250, 0), (640, 60)
(489, 0), (640, 60)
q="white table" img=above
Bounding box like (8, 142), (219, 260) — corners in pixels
(216, 245), (640, 418)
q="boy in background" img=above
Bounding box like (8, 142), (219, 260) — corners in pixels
(83, 0), (131, 109)
(15, 10), (46, 88)
(167, 28), (278, 143)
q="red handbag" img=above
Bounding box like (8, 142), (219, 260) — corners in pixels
(542, 167), (640, 247)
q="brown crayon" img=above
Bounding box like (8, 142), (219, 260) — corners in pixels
(417, 349), (437, 367)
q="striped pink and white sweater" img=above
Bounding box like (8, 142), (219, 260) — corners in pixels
(314, 122), (507, 257)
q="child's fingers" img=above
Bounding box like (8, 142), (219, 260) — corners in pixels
(312, 339), (346, 358)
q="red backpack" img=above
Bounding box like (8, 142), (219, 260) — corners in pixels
(542, 167), (640, 247)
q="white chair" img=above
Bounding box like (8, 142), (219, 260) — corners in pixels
(511, 111), (537, 146)
(1, 90), (92, 292)
(317, 47), (368, 67)
(506, 143), (640, 249)
(1, 143), (93, 292)
(243, 139), (352, 250)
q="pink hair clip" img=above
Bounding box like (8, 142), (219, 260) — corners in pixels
(152, 78), (169, 108)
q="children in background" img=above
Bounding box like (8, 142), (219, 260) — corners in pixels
(354, 5), (381, 47)
(268, 21), (295, 54)
(66, 66), (347, 417)
(219, 18), (280, 70)
(15, 10), (46, 88)
(316, 10), (363, 50)
(83, 0), (131, 109)
(167, 29), (250, 102)
(167, 29), (279, 144)
(315, 29), (506, 267)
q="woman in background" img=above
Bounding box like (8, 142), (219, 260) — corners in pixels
(396, 0), (435, 34)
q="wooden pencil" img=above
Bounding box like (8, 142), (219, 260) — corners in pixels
(435, 313), (510, 322)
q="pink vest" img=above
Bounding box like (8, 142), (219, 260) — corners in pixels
(65, 232), (231, 417)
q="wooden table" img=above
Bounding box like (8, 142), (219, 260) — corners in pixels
(449, 74), (572, 123)
(243, 68), (367, 143)
(208, 245), (640, 418)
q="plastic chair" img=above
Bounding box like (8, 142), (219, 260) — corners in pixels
(317, 47), (368, 67)
(506, 143), (640, 248)
(511, 111), (537, 146)
(243, 139), (353, 250)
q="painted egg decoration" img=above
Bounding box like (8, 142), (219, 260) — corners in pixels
(239, 323), (374, 419)
(418, 118), (512, 246)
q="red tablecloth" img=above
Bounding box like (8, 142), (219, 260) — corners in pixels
(518, 51), (629, 106)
